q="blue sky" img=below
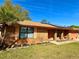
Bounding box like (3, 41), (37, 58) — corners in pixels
(0, 0), (79, 26)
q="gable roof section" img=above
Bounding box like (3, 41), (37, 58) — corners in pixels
(17, 20), (57, 29)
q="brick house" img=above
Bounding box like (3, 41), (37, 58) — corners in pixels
(5, 20), (79, 45)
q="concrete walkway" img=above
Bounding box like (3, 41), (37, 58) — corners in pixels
(49, 39), (79, 45)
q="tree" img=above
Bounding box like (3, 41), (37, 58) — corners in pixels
(40, 19), (50, 24)
(0, 0), (31, 50)
(70, 25), (79, 28)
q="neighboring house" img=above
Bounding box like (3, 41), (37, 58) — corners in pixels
(5, 20), (79, 45)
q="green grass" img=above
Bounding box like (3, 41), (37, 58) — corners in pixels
(0, 42), (79, 59)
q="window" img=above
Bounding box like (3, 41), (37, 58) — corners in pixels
(19, 26), (34, 39)
(28, 27), (34, 38)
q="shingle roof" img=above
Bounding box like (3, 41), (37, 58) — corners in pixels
(17, 20), (79, 31)
(17, 20), (57, 29)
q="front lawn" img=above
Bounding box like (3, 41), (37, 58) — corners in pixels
(0, 42), (79, 59)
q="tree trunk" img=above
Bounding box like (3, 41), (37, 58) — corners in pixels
(0, 24), (18, 50)
(0, 24), (9, 50)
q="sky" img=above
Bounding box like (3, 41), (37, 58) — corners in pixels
(0, 0), (79, 26)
